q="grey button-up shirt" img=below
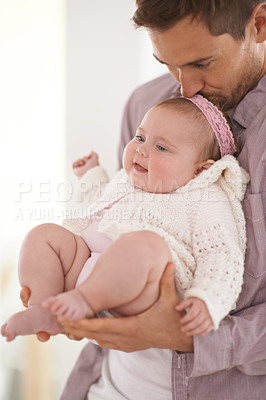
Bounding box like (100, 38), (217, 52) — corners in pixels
(61, 73), (266, 400)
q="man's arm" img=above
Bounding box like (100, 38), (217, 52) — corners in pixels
(191, 302), (266, 377)
(61, 276), (266, 377)
(20, 262), (193, 351)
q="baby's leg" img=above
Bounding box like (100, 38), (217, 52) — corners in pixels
(1, 223), (90, 341)
(46, 230), (172, 319)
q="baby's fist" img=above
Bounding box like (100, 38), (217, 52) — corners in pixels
(73, 151), (99, 179)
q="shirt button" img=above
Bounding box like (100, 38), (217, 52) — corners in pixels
(185, 377), (189, 386)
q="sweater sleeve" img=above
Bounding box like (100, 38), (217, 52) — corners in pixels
(75, 166), (110, 206)
(185, 194), (245, 329)
(63, 166), (110, 235)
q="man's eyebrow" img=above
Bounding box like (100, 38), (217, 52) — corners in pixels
(153, 53), (213, 68)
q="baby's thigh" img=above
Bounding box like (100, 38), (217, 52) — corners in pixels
(63, 232), (91, 291)
(30, 223), (90, 290)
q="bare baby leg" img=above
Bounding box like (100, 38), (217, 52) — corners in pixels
(1, 223), (90, 341)
(44, 230), (172, 320)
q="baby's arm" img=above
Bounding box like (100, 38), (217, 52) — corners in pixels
(176, 297), (213, 337)
(73, 151), (99, 179)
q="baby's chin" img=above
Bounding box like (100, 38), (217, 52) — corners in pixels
(130, 177), (179, 194)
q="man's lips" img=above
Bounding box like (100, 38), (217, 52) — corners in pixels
(133, 162), (148, 173)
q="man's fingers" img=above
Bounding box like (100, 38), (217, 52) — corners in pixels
(36, 331), (51, 342)
(20, 287), (31, 308)
(96, 339), (140, 353)
(63, 316), (135, 336)
(62, 316), (141, 346)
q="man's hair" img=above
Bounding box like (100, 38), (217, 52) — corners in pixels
(133, 0), (265, 40)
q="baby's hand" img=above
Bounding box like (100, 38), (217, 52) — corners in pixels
(73, 151), (99, 179)
(176, 297), (213, 337)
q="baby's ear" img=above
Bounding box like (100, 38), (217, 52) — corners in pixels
(194, 159), (215, 176)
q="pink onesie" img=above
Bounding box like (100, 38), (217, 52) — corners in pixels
(75, 217), (113, 287)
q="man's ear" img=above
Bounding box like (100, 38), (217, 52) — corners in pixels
(249, 3), (266, 43)
(194, 159), (215, 177)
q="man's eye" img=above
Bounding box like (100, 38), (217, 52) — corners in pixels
(195, 62), (210, 69)
(135, 135), (145, 142)
(157, 145), (167, 151)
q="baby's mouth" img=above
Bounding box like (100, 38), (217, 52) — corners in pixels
(133, 162), (148, 173)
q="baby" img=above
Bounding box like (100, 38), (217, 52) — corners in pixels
(1, 95), (249, 342)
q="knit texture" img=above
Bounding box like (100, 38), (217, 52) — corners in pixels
(65, 156), (249, 329)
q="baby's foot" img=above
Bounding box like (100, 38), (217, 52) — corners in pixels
(1, 305), (63, 342)
(42, 289), (93, 321)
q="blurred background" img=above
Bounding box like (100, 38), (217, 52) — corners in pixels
(0, 0), (166, 399)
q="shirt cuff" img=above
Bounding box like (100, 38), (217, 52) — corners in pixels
(189, 321), (232, 377)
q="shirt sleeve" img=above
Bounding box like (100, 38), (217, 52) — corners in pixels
(190, 302), (266, 377)
(190, 106), (266, 377)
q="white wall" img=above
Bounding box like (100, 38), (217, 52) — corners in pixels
(0, 1), (167, 399)
(66, 0), (166, 180)
(0, 2), (67, 399)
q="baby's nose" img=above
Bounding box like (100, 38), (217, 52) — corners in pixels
(136, 145), (147, 157)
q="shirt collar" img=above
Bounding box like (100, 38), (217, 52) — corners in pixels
(231, 73), (266, 129)
(171, 74), (266, 129)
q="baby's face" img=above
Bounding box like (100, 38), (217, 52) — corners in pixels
(123, 106), (205, 193)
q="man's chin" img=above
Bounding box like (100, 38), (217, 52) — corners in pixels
(199, 93), (226, 108)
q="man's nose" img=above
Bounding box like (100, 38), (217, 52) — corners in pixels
(171, 68), (204, 98)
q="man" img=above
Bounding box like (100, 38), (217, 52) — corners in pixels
(22, 1), (266, 399)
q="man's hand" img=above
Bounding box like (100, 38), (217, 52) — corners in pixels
(61, 262), (194, 352)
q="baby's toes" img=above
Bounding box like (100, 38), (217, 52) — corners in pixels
(5, 332), (16, 342)
(42, 296), (57, 310)
(59, 308), (74, 321)
(42, 297), (66, 316)
(1, 323), (16, 342)
(49, 300), (69, 318)
(1, 322), (7, 337)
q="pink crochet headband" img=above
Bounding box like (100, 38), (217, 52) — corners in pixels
(184, 94), (237, 157)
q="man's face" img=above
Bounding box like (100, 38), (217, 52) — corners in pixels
(149, 16), (264, 110)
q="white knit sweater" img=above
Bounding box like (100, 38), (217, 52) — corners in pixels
(66, 155), (249, 329)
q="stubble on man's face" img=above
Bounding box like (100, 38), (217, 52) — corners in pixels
(150, 17), (265, 111)
(203, 52), (262, 111)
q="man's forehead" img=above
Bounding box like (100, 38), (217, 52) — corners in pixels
(148, 16), (221, 66)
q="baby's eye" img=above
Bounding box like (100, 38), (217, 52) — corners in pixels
(135, 135), (145, 142)
(157, 144), (167, 151)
